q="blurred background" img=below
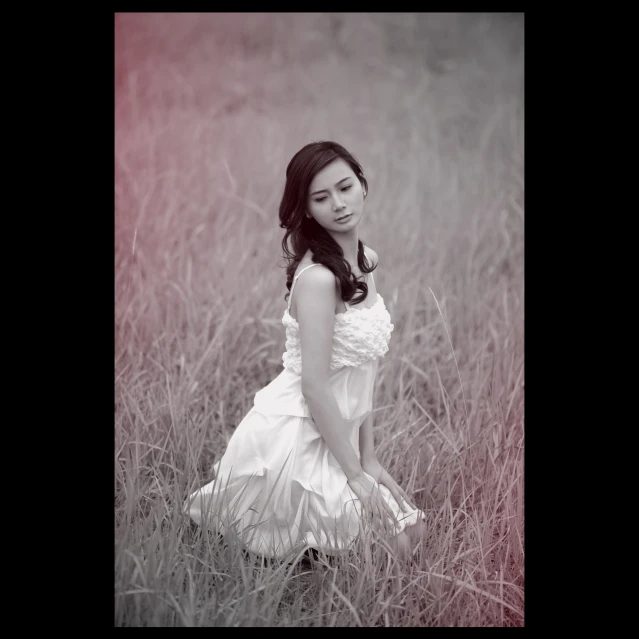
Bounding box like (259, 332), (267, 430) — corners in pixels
(115, 11), (524, 393)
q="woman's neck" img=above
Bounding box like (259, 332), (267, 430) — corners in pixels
(329, 229), (360, 266)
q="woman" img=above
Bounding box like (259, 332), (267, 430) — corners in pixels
(185, 141), (425, 562)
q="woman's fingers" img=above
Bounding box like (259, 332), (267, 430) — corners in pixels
(375, 504), (387, 534)
(384, 498), (397, 529)
(376, 492), (398, 531)
(358, 479), (409, 535)
(365, 495), (390, 534)
(365, 499), (381, 532)
(400, 489), (418, 512)
(390, 478), (418, 512)
(373, 502), (386, 534)
(384, 479), (406, 514)
(378, 472), (412, 513)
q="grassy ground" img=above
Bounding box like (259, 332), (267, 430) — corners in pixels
(115, 12), (524, 626)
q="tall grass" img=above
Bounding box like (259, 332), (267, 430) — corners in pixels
(115, 12), (524, 626)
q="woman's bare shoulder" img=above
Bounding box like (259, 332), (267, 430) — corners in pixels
(295, 261), (335, 288)
(364, 245), (379, 268)
(293, 263), (338, 316)
(295, 252), (340, 289)
(290, 258), (339, 318)
(294, 251), (320, 276)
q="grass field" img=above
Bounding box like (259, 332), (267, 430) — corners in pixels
(114, 12), (524, 627)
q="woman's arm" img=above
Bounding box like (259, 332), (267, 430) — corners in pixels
(358, 392), (418, 513)
(296, 265), (398, 529)
(296, 265), (365, 482)
(359, 412), (378, 466)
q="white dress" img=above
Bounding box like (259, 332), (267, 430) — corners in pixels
(185, 263), (425, 559)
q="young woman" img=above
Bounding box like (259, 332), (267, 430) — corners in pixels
(185, 141), (425, 561)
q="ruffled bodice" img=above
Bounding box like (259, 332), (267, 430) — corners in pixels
(281, 293), (394, 375)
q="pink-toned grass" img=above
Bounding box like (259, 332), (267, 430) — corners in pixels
(115, 12), (524, 627)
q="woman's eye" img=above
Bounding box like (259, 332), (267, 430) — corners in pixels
(313, 186), (350, 203)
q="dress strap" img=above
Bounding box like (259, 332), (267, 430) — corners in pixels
(287, 263), (322, 312)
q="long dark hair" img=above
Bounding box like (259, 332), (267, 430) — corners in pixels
(279, 141), (376, 306)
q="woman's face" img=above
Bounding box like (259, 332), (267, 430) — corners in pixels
(307, 159), (365, 232)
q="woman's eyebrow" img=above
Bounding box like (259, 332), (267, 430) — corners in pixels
(310, 177), (351, 196)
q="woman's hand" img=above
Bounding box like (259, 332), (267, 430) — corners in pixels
(361, 458), (418, 513)
(347, 472), (398, 535)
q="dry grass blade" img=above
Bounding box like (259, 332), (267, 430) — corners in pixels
(329, 581), (363, 627)
(429, 286), (469, 426)
(425, 571), (522, 617)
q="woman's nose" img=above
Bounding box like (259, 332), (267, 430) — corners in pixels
(332, 198), (345, 211)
